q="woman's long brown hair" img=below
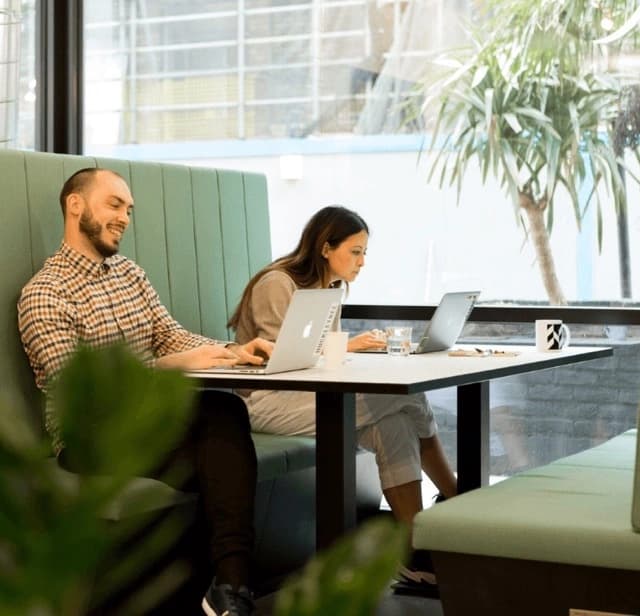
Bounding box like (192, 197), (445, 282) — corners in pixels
(228, 205), (368, 330)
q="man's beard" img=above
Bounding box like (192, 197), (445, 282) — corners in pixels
(79, 208), (119, 258)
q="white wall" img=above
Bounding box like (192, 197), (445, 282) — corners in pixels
(182, 150), (640, 305)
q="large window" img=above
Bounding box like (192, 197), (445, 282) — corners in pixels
(82, 1), (640, 309)
(1, 0), (35, 150)
(84, 0), (463, 144)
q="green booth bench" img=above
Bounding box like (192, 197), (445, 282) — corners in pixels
(0, 149), (382, 611)
(413, 424), (640, 616)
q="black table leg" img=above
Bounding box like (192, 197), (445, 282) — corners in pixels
(315, 391), (357, 550)
(456, 381), (490, 493)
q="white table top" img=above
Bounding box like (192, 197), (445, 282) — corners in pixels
(185, 344), (612, 395)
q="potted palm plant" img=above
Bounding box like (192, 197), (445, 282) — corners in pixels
(421, 0), (640, 304)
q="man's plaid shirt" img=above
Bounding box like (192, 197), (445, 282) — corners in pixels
(18, 242), (216, 449)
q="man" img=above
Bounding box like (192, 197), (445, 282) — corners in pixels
(18, 167), (272, 616)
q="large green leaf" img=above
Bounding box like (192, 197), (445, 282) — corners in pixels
(53, 344), (194, 478)
(504, 113), (523, 134)
(471, 65), (489, 88)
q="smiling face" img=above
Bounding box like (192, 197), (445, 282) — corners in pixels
(65, 170), (134, 261)
(322, 229), (368, 284)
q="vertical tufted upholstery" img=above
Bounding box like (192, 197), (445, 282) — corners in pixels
(0, 149), (270, 421)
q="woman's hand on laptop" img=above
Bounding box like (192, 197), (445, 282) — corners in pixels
(347, 330), (387, 352)
(228, 337), (274, 365)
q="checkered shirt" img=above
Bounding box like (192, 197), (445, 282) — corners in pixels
(18, 242), (216, 449)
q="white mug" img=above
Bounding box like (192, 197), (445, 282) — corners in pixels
(535, 320), (570, 352)
(323, 331), (349, 369)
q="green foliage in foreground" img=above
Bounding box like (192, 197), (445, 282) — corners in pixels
(274, 517), (408, 616)
(54, 343), (194, 478)
(0, 344), (195, 616)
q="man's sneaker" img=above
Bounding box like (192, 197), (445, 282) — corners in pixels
(202, 579), (255, 616)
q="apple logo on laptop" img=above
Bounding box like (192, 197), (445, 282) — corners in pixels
(302, 321), (313, 338)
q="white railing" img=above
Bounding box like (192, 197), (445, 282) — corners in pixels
(0, 0), (20, 147)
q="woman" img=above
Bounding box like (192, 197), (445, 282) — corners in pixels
(229, 206), (456, 581)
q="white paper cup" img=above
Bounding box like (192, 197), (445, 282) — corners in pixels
(323, 331), (349, 369)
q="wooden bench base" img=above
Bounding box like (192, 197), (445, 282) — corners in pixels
(434, 551), (640, 616)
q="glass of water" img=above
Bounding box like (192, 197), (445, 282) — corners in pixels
(385, 326), (412, 356)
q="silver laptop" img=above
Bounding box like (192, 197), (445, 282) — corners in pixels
(413, 290), (480, 353)
(358, 290), (479, 354)
(197, 288), (343, 374)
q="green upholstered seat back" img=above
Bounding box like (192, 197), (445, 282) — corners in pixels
(0, 149), (271, 420)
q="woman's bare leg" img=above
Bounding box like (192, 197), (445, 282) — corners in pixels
(420, 435), (457, 499)
(383, 480), (423, 528)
